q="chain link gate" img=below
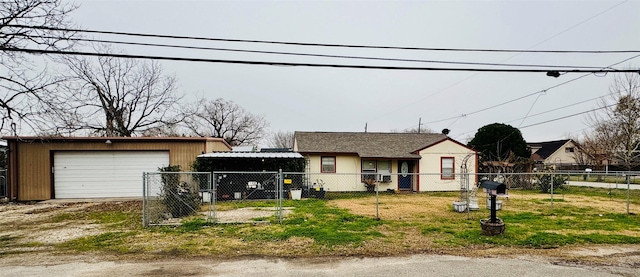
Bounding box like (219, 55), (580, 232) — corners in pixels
(212, 171), (286, 224)
(142, 172), (212, 227)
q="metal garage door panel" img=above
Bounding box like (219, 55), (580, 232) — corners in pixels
(54, 151), (169, 198)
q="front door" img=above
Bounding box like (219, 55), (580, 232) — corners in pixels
(398, 160), (413, 190)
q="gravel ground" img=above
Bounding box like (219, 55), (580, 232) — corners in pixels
(0, 252), (638, 277)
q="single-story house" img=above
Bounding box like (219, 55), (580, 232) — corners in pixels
(293, 132), (477, 192)
(4, 136), (231, 201)
(528, 139), (582, 170)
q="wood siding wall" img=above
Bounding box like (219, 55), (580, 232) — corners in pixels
(10, 140), (225, 201)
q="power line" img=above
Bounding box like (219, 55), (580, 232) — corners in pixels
(505, 95), (607, 125)
(6, 24), (640, 54)
(519, 103), (616, 129)
(453, 98), (615, 140)
(5, 47), (640, 73)
(379, 0), (631, 128)
(19, 34), (614, 69)
(418, 54), (640, 126)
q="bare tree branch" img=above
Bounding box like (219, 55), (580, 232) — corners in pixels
(0, 0), (78, 135)
(586, 71), (640, 170)
(54, 45), (182, 137)
(181, 97), (268, 146)
(268, 130), (294, 148)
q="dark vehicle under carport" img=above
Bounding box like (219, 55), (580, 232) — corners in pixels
(194, 151), (305, 200)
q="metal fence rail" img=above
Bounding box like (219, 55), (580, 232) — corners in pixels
(143, 171), (639, 226)
(142, 172), (212, 227)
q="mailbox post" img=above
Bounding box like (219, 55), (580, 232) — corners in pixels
(479, 180), (507, 235)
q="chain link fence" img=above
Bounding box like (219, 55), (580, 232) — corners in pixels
(469, 172), (640, 215)
(142, 172), (212, 227)
(143, 170), (639, 226)
(211, 171), (285, 223)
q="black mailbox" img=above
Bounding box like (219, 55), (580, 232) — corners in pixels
(480, 180), (507, 195)
(480, 180), (506, 224)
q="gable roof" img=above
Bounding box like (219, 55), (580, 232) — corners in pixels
(294, 131), (454, 159)
(527, 139), (571, 160)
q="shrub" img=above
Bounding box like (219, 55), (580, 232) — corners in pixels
(532, 169), (568, 193)
(158, 165), (201, 218)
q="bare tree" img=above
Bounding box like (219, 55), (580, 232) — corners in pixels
(268, 130), (294, 148)
(587, 72), (640, 170)
(390, 126), (434, 133)
(0, 0), (78, 134)
(57, 46), (182, 136)
(182, 98), (268, 146)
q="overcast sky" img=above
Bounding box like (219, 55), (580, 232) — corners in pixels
(66, 0), (640, 145)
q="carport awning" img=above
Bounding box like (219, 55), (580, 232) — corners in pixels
(198, 152), (303, 159)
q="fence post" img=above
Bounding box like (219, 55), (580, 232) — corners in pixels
(550, 174), (554, 211)
(627, 172), (631, 214)
(208, 172), (214, 223)
(142, 172), (147, 227)
(278, 169), (283, 223)
(375, 179), (379, 220)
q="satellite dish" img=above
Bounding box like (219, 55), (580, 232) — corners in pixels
(442, 128), (450, 135)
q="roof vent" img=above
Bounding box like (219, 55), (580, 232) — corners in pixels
(442, 129), (450, 135)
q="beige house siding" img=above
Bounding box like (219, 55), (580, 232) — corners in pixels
(303, 154), (400, 192)
(544, 141), (579, 166)
(304, 154), (363, 192)
(6, 137), (230, 201)
(418, 140), (477, 191)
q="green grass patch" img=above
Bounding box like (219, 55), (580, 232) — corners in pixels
(243, 199), (384, 246)
(48, 210), (141, 229)
(59, 231), (137, 252)
(11, 191), (639, 257)
(0, 235), (20, 247)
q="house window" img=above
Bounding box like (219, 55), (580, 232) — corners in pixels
(321, 156), (336, 173)
(441, 157), (454, 180)
(361, 160), (391, 182)
(565, 147), (575, 153)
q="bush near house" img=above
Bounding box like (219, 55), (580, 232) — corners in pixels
(158, 165), (201, 218)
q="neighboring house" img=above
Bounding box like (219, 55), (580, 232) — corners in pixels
(528, 139), (582, 170)
(293, 132), (477, 192)
(3, 136), (231, 201)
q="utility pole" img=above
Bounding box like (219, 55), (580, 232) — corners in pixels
(418, 118), (422, 133)
(364, 123), (368, 133)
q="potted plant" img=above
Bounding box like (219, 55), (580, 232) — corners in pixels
(363, 178), (377, 192)
(289, 183), (302, 200)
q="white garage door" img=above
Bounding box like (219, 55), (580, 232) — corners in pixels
(54, 151), (170, 198)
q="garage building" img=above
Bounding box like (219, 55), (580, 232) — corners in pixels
(4, 136), (231, 201)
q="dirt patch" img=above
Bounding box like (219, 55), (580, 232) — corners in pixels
(216, 207), (293, 223)
(0, 201), (141, 247)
